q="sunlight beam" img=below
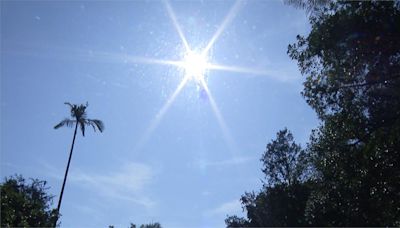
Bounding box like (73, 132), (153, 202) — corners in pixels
(199, 78), (237, 154)
(125, 55), (182, 67)
(202, 0), (242, 55)
(52, 47), (184, 68)
(207, 63), (273, 76)
(164, 0), (191, 52)
(131, 1), (272, 153)
(134, 76), (190, 151)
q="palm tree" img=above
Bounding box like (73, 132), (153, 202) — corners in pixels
(53, 102), (104, 225)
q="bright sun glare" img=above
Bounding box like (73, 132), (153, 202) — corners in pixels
(182, 51), (209, 82)
(135, 0), (248, 152)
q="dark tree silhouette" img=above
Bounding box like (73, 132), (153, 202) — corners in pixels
(226, 129), (311, 227)
(227, 1), (400, 226)
(109, 222), (162, 228)
(139, 222), (162, 228)
(1, 175), (59, 227)
(53, 102), (104, 225)
(287, 1), (400, 225)
(261, 128), (308, 186)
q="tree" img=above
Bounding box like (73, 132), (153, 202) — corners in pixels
(226, 129), (311, 227)
(283, 0), (329, 15)
(227, 2), (400, 226)
(108, 222), (162, 228)
(288, 1), (400, 122)
(225, 216), (249, 227)
(287, 1), (400, 226)
(261, 128), (308, 186)
(1, 175), (59, 227)
(140, 222), (162, 228)
(54, 102), (104, 225)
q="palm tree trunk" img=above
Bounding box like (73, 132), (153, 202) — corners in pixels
(54, 121), (79, 227)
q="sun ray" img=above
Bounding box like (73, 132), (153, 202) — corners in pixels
(199, 78), (237, 154)
(54, 47), (184, 68)
(202, 0), (242, 55)
(132, 2), (254, 151)
(81, 49), (186, 70)
(125, 55), (182, 67)
(134, 75), (190, 151)
(207, 63), (273, 76)
(164, 0), (191, 52)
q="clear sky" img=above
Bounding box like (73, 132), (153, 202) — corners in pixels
(1, 1), (317, 227)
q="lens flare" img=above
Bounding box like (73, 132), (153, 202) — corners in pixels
(134, 0), (256, 152)
(182, 51), (209, 82)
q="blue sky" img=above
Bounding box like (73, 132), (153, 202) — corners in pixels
(1, 1), (317, 227)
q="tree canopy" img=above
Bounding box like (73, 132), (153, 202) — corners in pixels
(0, 175), (59, 227)
(261, 128), (308, 186)
(109, 222), (162, 228)
(226, 1), (400, 227)
(54, 102), (104, 137)
(226, 129), (311, 227)
(288, 1), (400, 225)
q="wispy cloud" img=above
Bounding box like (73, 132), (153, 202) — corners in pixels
(189, 156), (256, 170)
(39, 161), (157, 209)
(201, 190), (212, 197)
(204, 199), (243, 217)
(1, 162), (20, 170)
(69, 162), (156, 208)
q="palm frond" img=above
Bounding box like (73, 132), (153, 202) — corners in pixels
(65, 102), (79, 118)
(80, 111), (87, 120)
(79, 119), (86, 137)
(56, 102), (104, 136)
(72, 104), (88, 120)
(87, 119), (105, 133)
(54, 119), (75, 129)
(64, 102), (73, 109)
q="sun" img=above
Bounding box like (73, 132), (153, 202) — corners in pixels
(181, 51), (209, 82)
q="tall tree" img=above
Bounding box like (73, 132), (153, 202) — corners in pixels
(53, 102), (104, 225)
(226, 129), (311, 227)
(227, 1), (400, 227)
(1, 175), (59, 227)
(261, 128), (308, 186)
(287, 1), (400, 226)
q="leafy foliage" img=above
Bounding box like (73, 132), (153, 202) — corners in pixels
(109, 222), (162, 228)
(288, 1), (400, 122)
(287, 1), (400, 226)
(139, 222), (162, 228)
(226, 129), (311, 227)
(261, 128), (308, 186)
(283, 0), (329, 15)
(0, 175), (59, 227)
(227, 1), (400, 227)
